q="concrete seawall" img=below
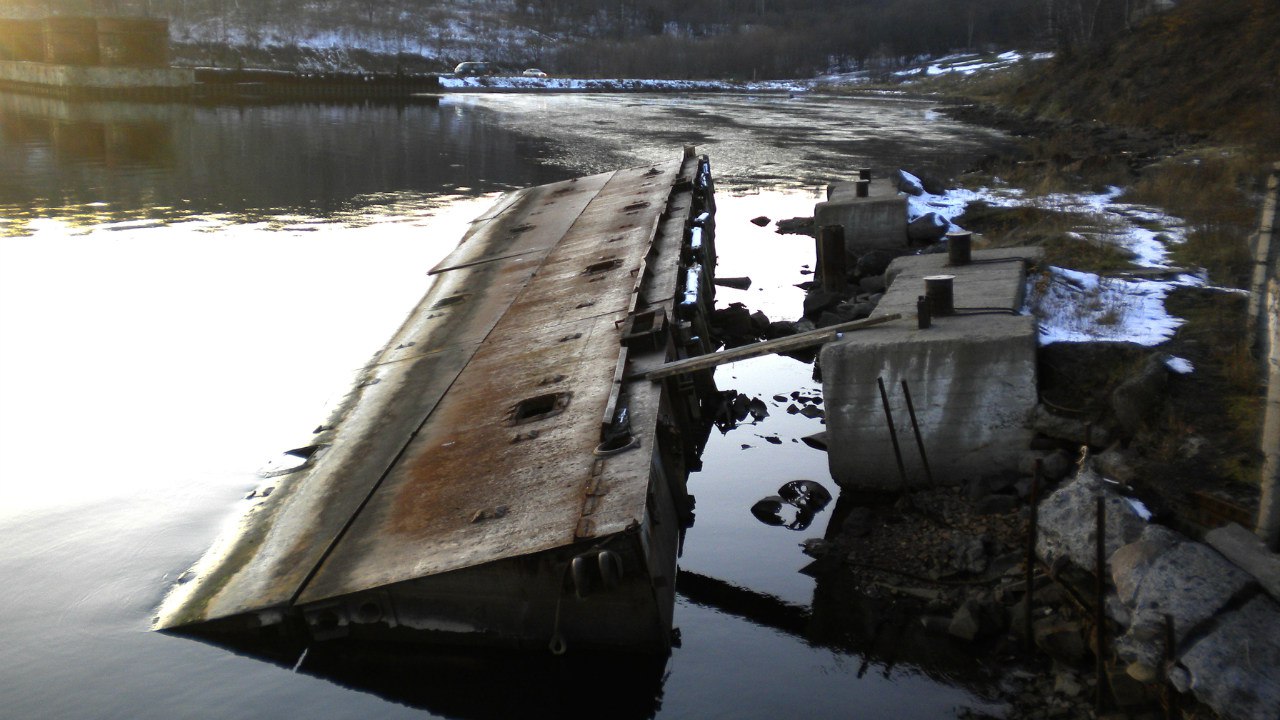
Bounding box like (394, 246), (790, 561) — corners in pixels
(821, 247), (1041, 490)
(0, 60), (194, 99)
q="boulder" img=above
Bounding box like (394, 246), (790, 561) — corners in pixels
(764, 320), (799, 339)
(1110, 524), (1183, 605)
(858, 274), (886, 295)
(948, 597), (999, 641)
(949, 535), (989, 575)
(1036, 463), (1148, 570)
(1018, 450), (1074, 481)
(802, 289), (844, 319)
(1111, 353), (1170, 436)
(893, 169), (925, 196)
(855, 249), (901, 277)
(907, 212), (949, 243)
(1094, 443), (1140, 484)
(1034, 617), (1087, 663)
(1032, 405), (1114, 448)
(919, 175), (947, 195)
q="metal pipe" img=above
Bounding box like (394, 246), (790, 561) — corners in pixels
(900, 380), (933, 485)
(1025, 460), (1040, 652)
(1095, 496), (1109, 714)
(877, 377), (909, 487)
(855, 179), (870, 198)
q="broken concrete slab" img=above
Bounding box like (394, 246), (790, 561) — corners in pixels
(1205, 522), (1280, 602)
(1169, 594), (1280, 720)
(1116, 540), (1255, 672)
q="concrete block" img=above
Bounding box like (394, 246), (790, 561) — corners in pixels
(821, 248), (1042, 490)
(814, 179), (907, 252)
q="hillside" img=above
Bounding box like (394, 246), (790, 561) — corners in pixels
(5, 0), (1054, 77)
(1002, 0), (1280, 152)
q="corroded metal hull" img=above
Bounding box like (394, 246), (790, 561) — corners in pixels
(157, 149), (719, 658)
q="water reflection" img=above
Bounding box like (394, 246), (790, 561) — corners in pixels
(0, 92), (567, 225)
(298, 646), (666, 720)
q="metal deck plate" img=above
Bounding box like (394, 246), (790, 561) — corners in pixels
(158, 158), (687, 627)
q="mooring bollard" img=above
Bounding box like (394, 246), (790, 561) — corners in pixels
(946, 230), (972, 266)
(855, 179), (870, 197)
(923, 275), (955, 316)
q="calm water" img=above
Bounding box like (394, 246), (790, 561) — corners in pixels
(0, 90), (1011, 719)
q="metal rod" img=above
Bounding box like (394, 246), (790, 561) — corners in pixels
(877, 377), (909, 487)
(1163, 613), (1177, 720)
(634, 313), (901, 381)
(1025, 459), (1041, 652)
(1095, 496), (1109, 715)
(900, 379), (933, 485)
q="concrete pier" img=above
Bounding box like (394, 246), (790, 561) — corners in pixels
(0, 60), (193, 99)
(821, 247), (1042, 490)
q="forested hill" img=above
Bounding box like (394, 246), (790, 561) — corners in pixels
(1004, 0), (1278, 151)
(5, 0), (1178, 77)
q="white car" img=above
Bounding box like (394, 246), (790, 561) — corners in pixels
(521, 68), (548, 78)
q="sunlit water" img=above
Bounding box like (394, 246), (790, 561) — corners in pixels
(0, 91), (1011, 718)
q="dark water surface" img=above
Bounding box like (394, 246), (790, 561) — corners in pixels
(0, 91), (1011, 719)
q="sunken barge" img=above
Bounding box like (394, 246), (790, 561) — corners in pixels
(156, 148), (721, 660)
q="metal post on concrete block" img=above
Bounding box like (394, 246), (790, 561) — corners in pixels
(855, 179), (870, 197)
(900, 379), (932, 486)
(877, 377), (909, 487)
(817, 225), (846, 293)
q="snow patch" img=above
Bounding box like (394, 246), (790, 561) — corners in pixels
(1030, 266), (1185, 346)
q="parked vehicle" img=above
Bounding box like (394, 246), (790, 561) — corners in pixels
(522, 68), (548, 78)
(453, 61), (496, 76)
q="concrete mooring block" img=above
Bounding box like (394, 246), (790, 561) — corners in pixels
(821, 248), (1041, 490)
(815, 179), (908, 253)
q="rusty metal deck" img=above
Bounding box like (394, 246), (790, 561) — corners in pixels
(157, 153), (708, 635)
